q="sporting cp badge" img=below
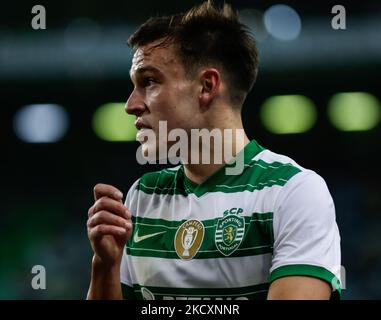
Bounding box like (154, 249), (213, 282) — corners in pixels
(215, 208), (245, 256)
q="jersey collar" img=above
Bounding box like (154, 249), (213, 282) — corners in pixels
(180, 139), (265, 197)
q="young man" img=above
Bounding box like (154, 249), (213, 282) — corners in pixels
(87, 1), (341, 300)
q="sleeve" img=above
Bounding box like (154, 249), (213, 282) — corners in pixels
(120, 178), (140, 299)
(269, 171), (342, 296)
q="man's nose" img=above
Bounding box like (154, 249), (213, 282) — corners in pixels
(125, 89), (146, 116)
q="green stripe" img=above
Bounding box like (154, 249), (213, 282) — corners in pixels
(121, 283), (136, 299)
(126, 245), (272, 259)
(136, 141), (300, 197)
(269, 264), (342, 296)
(137, 167), (187, 196)
(131, 212), (273, 228)
(127, 213), (274, 259)
(137, 161), (300, 196)
(128, 283), (269, 300)
(211, 160), (301, 193)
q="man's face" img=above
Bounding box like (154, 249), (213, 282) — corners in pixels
(126, 41), (199, 158)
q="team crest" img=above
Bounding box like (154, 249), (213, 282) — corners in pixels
(215, 209), (245, 256)
(174, 219), (205, 260)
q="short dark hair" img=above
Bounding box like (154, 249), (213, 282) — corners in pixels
(128, 0), (259, 107)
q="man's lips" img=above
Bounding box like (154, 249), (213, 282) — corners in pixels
(135, 118), (152, 130)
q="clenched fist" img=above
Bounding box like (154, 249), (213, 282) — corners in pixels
(87, 183), (133, 267)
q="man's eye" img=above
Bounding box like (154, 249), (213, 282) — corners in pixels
(142, 78), (156, 87)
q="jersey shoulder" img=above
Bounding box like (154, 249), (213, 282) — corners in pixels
(243, 148), (313, 189)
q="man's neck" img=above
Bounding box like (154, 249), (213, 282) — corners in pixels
(183, 130), (250, 185)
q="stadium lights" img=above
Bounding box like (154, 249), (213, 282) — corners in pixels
(263, 4), (302, 41)
(260, 95), (317, 134)
(328, 92), (380, 132)
(92, 102), (137, 142)
(13, 104), (69, 143)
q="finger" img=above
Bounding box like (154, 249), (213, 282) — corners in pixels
(88, 211), (131, 229)
(93, 183), (123, 202)
(89, 224), (127, 240)
(121, 222), (134, 243)
(93, 196), (130, 219)
(88, 205), (95, 218)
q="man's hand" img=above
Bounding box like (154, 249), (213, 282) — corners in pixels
(87, 183), (133, 267)
(87, 183), (133, 299)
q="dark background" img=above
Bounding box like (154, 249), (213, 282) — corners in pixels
(1, 0), (380, 299)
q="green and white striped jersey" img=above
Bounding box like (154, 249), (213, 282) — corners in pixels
(121, 140), (341, 300)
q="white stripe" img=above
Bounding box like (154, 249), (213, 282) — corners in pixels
(128, 247), (176, 253)
(139, 182), (174, 191)
(244, 162), (295, 171)
(134, 222), (218, 229)
(162, 170), (177, 174)
(216, 229), (244, 233)
(165, 166), (181, 172)
(128, 244), (271, 254)
(134, 222), (178, 229)
(133, 187), (283, 221)
(248, 219), (273, 223)
(134, 219), (272, 230)
(245, 162), (267, 169)
(126, 254), (272, 288)
(140, 289), (269, 297)
(237, 245), (271, 251)
(215, 178), (286, 189)
(251, 149), (307, 172)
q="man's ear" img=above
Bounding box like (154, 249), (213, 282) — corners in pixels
(199, 68), (221, 108)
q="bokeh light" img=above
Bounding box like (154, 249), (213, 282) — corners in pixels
(13, 104), (69, 143)
(92, 102), (137, 141)
(261, 95), (317, 134)
(264, 4), (302, 41)
(328, 92), (381, 131)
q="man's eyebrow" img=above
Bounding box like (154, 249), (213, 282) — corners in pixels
(130, 66), (163, 78)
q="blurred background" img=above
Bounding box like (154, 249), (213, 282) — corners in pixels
(1, 0), (380, 299)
